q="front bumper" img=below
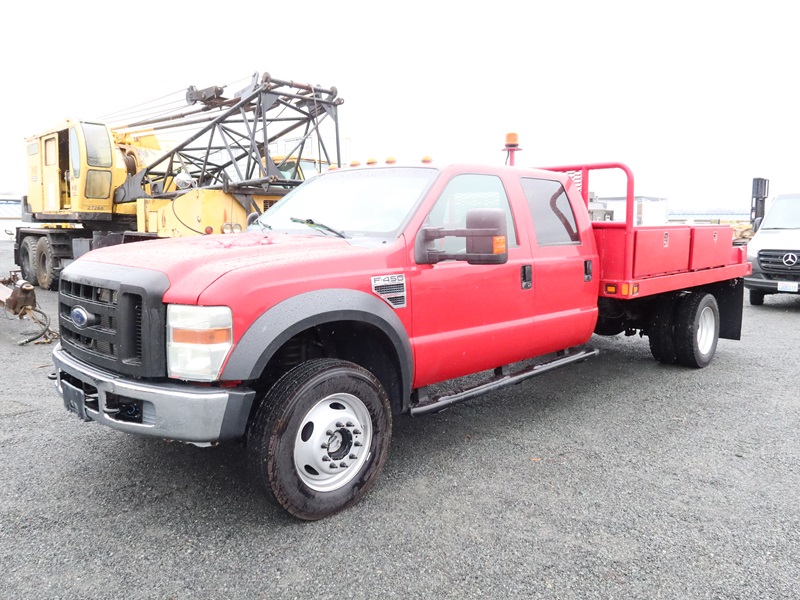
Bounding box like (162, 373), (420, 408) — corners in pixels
(744, 272), (800, 294)
(53, 344), (255, 444)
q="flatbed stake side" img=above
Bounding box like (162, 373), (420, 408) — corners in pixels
(51, 137), (751, 520)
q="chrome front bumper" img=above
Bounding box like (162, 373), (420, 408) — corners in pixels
(52, 344), (255, 444)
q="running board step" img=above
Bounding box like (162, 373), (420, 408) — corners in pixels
(410, 347), (599, 416)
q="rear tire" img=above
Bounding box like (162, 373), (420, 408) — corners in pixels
(648, 298), (678, 364)
(674, 293), (719, 368)
(749, 290), (765, 306)
(247, 359), (392, 521)
(19, 236), (39, 286)
(35, 236), (58, 290)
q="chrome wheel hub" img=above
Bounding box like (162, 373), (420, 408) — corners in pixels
(294, 393), (372, 492)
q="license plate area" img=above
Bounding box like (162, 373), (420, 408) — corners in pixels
(61, 377), (92, 422)
(777, 281), (799, 292)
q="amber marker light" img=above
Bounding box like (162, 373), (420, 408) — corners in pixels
(605, 284), (618, 294)
(171, 328), (232, 345)
(385, 157), (396, 164)
(492, 236), (507, 254)
(505, 132), (519, 147)
(350, 160), (361, 167)
(366, 158), (377, 165)
(421, 156), (433, 164)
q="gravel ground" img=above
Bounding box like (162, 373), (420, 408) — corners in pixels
(1, 239), (798, 599)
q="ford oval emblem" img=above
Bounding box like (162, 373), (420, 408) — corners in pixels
(70, 306), (92, 329)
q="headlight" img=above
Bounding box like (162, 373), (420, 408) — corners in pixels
(167, 305), (233, 381)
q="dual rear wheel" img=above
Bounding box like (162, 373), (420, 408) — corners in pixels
(648, 292), (719, 368)
(18, 236), (59, 290)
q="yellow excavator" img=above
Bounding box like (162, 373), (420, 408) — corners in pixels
(15, 72), (343, 288)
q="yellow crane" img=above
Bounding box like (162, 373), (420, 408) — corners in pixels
(16, 72), (343, 288)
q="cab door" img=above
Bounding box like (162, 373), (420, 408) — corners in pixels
(518, 176), (599, 354)
(41, 135), (61, 211)
(408, 173), (536, 387)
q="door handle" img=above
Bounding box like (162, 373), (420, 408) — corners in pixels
(584, 260), (593, 282)
(521, 265), (532, 290)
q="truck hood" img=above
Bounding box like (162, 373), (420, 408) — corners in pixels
(78, 232), (374, 300)
(748, 228), (800, 256)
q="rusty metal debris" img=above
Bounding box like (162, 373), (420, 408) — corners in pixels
(1, 270), (59, 345)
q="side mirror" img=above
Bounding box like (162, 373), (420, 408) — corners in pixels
(753, 216), (762, 233)
(247, 212), (260, 226)
(415, 207), (509, 265)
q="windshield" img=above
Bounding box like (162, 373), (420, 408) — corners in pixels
(81, 122), (112, 168)
(761, 194), (800, 229)
(255, 166), (438, 237)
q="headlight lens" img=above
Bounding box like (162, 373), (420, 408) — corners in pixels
(167, 305), (233, 381)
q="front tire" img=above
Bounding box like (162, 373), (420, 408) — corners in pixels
(35, 236), (58, 290)
(247, 359), (392, 521)
(674, 293), (719, 368)
(19, 236), (39, 286)
(749, 290), (765, 306)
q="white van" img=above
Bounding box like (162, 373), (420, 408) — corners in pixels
(745, 193), (800, 305)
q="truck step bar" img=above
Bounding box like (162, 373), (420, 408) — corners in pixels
(410, 347), (599, 416)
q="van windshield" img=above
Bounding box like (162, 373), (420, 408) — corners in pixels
(761, 194), (800, 229)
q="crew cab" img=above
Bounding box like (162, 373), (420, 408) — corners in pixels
(52, 158), (751, 520)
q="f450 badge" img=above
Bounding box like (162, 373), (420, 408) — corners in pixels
(370, 274), (407, 309)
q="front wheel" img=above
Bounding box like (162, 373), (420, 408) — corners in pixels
(749, 290), (765, 306)
(19, 236), (39, 286)
(247, 359), (392, 520)
(35, 236), (58, 290)
(674, 293), (719, 368)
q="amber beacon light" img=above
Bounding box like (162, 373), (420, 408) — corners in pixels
(504, 133), (521, 166)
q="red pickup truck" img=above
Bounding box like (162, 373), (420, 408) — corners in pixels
(52, 157), (751, 520)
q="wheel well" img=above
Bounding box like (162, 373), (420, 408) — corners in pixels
(596, 278), (744, 341)
(250, 320), (404, 418)
(595, 295), (672, 336)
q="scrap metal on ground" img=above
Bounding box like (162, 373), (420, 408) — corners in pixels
(1, 270), (59, 345)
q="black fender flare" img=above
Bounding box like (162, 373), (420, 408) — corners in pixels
(221, 288), (413, 401)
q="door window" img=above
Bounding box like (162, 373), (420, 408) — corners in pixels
(44, 138), (57, 166)
(425, 174), (518, 253)
(520, 178), (580, 245)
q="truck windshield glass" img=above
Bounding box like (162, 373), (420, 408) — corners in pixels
(81, 122), (112, 168)
(257, 167), (437, 237)
(761, 195), (800, 229)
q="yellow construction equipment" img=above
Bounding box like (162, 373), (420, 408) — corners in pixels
(16, 72), (343, 288)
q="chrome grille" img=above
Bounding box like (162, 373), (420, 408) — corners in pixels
(759, 250), (800, 281)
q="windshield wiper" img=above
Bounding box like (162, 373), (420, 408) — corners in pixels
(290, 217), (347, 238)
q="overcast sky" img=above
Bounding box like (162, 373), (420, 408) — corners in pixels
(1, 1), (796, 213)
